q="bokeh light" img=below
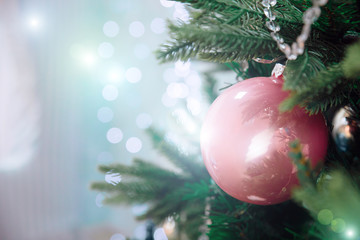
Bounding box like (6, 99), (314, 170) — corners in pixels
(186, 97), (202, 116)
(98, 42), (115, 58)
(110, 233), (126, 240)
(317, 209), (333, 225)
(129, 21), (145, 38)
(126, 137), (142, 153)
(107, 68), (124, 83)
(173, 3), (190, 22)
(160, 0), (175, 7)
(174, 60), (191, 77)
(154, 228), (168, 240)
(106, 128), (123, 144)
(346, 228), (355, 238)
(163, 68), (179, 83)
(185, 71), (202, 89)
(161, 93), (178, 107)
(95, 193), (105, 208)
(166, 82), (189, 98)
(101, 61), (125, 83)
(27, 15), (42, 30)
(103, 21), (120, 37)
(102, 84), (119, 101)
(125, 67), (142, 83)
(136, 113), (153, 129)
(97, 107), (114, 123)
(131, 204), (149, 216)
(151, 18), (166, 34)
(331, 218), (346, 233)
(172, 109), (198, 134)
(82, 53), (97, 67)
(133, 224), (147, 240)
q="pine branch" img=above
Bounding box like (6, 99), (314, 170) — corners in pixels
(283, 51), (326, 92)
(280, 63), (345, 113)
(157, 21), (281, 63)
(97, 158), (183, 181)
(281, 40), (360, 113)
(289, 140), (360, 238)
(343, 40), (360, 78)
(174, 0), (303, 23)
(146, 127), (207, 181)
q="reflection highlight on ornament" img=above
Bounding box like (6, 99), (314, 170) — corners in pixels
(235, 91), (247, 99)
(246, 129), (273, 162)
(105, 171), (122, 185)
(247, 195), (266, 202)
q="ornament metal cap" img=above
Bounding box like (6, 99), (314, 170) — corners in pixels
(272, 63), (285, 78)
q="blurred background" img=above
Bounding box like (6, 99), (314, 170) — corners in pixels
(0, 0), (218, 239)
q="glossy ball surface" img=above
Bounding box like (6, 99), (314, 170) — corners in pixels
(200, 77), (328, 205)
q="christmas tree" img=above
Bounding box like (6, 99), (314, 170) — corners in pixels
(92, 0), (360, 239)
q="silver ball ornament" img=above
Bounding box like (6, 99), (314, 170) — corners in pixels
(332, 106), (360, 157)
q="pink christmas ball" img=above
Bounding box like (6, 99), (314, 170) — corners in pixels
(200, 76), (328, 205)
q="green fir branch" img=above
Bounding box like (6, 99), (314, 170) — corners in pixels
(97, 158), (182, 181)
(281, 40), (360, 113)
(146, 127), (207, 181)
(289, 140), (360, 239)
(157, 21), (281, 63)
(283, 51), (326, 92)
(280, 63), (346, 113)
(343, 40), (360, 78)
